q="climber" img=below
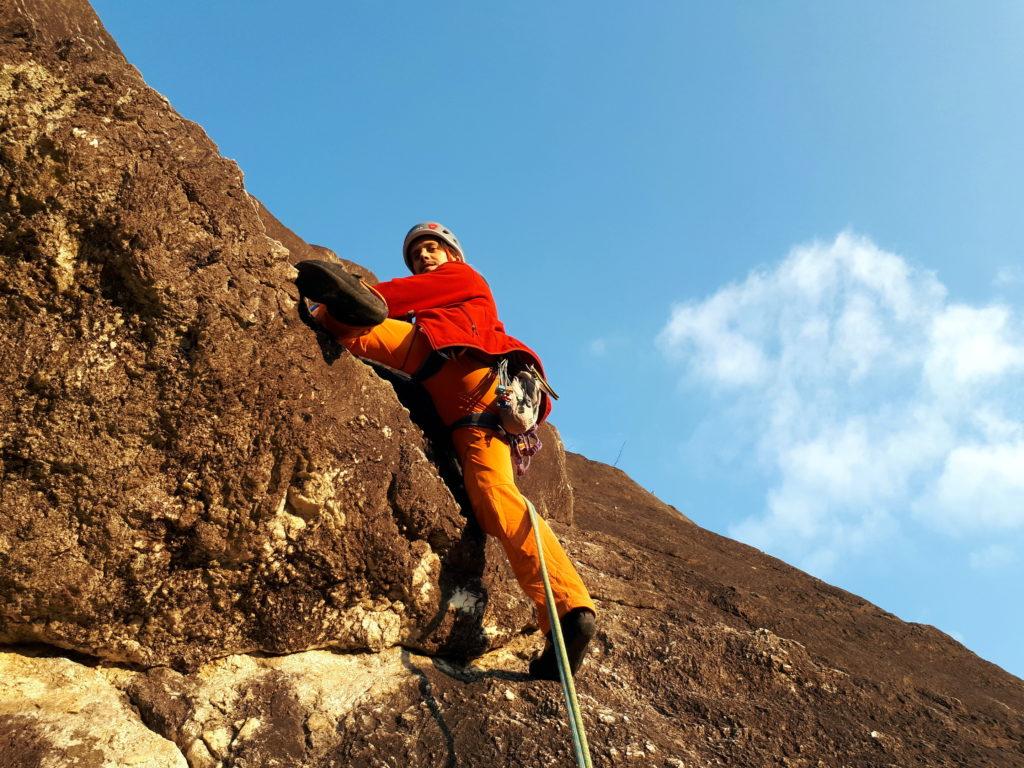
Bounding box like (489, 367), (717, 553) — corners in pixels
(294, 221), (596, 680)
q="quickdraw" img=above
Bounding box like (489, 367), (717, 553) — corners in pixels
(508, 428), (543, 476)
(493, 356), (559, 438)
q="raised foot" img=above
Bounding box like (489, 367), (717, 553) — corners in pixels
(295, 260), (387, 327)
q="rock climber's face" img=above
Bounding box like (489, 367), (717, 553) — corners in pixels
(408, 237), (451, 274)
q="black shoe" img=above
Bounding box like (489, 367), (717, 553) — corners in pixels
(529, 608), (596, 681)
(295, 260), (387, 327)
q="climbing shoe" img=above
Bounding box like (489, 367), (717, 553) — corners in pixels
(295, 260), (387, 327)
(529, 607), (596, 681)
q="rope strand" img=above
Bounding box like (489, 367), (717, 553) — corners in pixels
(526, 498), (593, 768)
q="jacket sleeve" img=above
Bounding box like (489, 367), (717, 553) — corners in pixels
(373, 263), (487, 318)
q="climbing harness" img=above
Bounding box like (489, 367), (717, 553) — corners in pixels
(410, 347), (450, 383)
(527, 497), (593, 768)
(449, 412), (543, 476)
(444, 354), (557, 475)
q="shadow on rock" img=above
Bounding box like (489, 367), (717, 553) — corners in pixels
(400, 649), (457, 768)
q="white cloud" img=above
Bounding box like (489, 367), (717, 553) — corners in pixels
(995, 265), (1024, 288)
(586, 334), (629, 358)
(659, 232), (1024, 573)
(968, 544), (1018, 570)
(660, 282), (771, 386)
(925, 305), (1024, 393)
(922, 442), (1024, 531)
(973, 408), (1024, 442)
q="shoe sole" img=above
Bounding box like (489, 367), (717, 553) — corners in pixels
(295, 260), (387, 327)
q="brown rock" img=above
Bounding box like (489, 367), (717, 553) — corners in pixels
(6, 4), (1021, 768)
(0, 650), (186, 768)
(0, 0), (537, 671)
(2, 442), (1022, 767)
(252, 197), (376, 284)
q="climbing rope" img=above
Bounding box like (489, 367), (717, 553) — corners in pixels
(526, 498), (593, 768)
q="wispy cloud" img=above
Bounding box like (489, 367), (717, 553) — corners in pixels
(586, 334), (630, 358)
(921, 441), (1024, 532)
(995, 265), (1024, 289)
(968, 543), (1018, 571)
(658, 232), (1024, 575)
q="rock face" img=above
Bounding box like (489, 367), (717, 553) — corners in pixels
(0, 650), (187, 768)
(3, 453), (1022, 767)
(563, 453), (1024, 767)
(2, 3), (1023, 768)
(0, 0), (554, 671)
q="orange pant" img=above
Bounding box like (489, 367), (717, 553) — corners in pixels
(313, 308), (595, 634)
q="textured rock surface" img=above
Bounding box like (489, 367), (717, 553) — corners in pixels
(3, 451), (1021, 767)
(561, 453), (1024, 767)
(0, 0), (542, 671)
(0, 649), (187, 768)
(124, 648), (415, 768)
(2, 3), (1023, 767)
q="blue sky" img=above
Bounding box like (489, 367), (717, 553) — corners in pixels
(91, 2), (1024, 678)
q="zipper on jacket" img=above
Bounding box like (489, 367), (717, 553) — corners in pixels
(458, 304), (479, 337)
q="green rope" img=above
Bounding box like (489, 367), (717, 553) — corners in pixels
(526, 498), (593, 768)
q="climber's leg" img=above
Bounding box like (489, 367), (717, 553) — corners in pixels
(309, 304), (431, 375)
(451, 426), (596, 636)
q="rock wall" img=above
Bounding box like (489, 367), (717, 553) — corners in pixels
(0, 0), (573, 672)
(6, 4), (1019, 768)
(0, 650), (188, 768)
(4, 448), (1022, 768)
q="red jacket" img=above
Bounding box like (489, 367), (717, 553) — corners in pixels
(373, 262), (552, 421)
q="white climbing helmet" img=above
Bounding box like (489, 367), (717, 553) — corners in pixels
(403, 221), (464, 272)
